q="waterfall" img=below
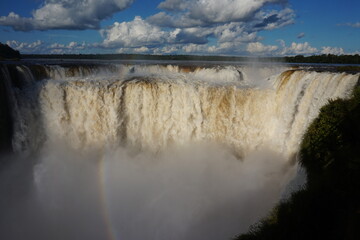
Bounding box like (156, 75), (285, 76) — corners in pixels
(0, 62), (358, 240)
(2, 63), (357, 156)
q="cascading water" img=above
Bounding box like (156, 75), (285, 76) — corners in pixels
(0, 62), (358, 240)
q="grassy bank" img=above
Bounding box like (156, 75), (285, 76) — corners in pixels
(236, 85), (360, 240)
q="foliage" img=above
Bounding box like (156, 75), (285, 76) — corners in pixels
(235, 87), (360, 240)
(285, 54), (360, 64)
(0, 43), (20, 60)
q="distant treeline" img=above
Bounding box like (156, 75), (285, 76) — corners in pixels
(21, 53), (360, 64)
(284, 54), (360, 64)
(0, 43), (20, 60)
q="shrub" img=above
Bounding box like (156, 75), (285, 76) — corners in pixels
(235, 87), (360, 240)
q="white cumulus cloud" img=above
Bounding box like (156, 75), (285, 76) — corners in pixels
(278, 40), (318, 55)
(151, 0), (291, 28)
(0, 0), (134, 31)
(321, 46), (345, 55)
(100, 16), (178, 48)
(6, 40), (88, 54)
(247, 42), (278, 54)
(189, 0), (287, 25)
(143, 0), (294, 55)
(182, 43), (209, 53)
(158, 0), (190, 11)
(6, 40), (45, 53)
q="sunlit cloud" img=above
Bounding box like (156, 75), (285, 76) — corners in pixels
(277, 40), (317, 55)
(100, 16), (179, 48)
(6, 40), (44, 52)
(98, 1), (294, 55)
(2, 0), (356, 57)
(246, 42), (278, 54)
(321, 46), (345, 55)
(0, 0), (134, 31)
(155, 0), (289, 26)
(6, 40), (88, 54)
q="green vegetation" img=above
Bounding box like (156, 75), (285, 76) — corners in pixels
(236, 86), (360, 240)
(285, 54), (360, 65)
(0, 43), (20, 60)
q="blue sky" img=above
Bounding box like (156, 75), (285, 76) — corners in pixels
(0, 0), (359, 56)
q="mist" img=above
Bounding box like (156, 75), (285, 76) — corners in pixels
(0, 142), (295, 240)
